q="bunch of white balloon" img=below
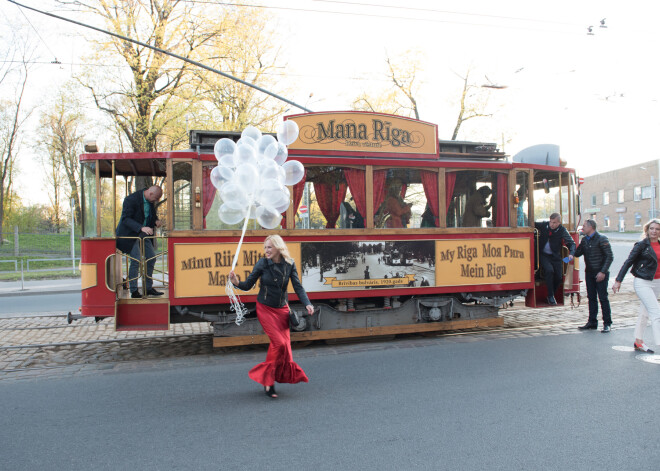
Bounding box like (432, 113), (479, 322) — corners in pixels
(210, 121), (304, 230)
(213, 120), (303, 325)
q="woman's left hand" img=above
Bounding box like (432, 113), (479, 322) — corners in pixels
(306, 304), (314, 315)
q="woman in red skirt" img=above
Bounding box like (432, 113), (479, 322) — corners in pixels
(229, 235), (314, 398)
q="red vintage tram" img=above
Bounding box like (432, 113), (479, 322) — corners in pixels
(77, 111), (580, 347)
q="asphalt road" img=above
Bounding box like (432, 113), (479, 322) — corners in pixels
(1, 325), (658, 470)
(0, 292), (80, 318)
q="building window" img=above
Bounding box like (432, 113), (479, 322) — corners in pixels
(604, 215), (610, 227)
(635, 212), (642, 226)
(634, 186), (642, 201)
(618, 189), (624, 203)
(603, 192), (609, 205)
(591, 194), (596, 206)
(642, 186), (654, 199)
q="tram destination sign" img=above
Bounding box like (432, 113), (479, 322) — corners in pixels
(286, 111), (438, 157)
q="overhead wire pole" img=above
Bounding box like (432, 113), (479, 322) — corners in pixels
(6, 0), (313, 113)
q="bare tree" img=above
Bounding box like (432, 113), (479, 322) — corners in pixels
(0, 35), (34, 240)
(450, 69), (492, 141)
(60, 0), (223, 153)
(352, 50), (424, 119)
(36, 86), (85, 226)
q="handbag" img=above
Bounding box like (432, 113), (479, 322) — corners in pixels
(288, 308), (300, 327)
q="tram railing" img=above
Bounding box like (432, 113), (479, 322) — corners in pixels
(110, 235), (169, 298)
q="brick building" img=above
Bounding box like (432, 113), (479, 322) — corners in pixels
(581, 159), (659, 232)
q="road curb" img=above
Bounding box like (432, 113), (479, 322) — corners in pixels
(0, 289), (81, 298)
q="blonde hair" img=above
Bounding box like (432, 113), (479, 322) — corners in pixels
(265, 235), (294, 264)
(642, 218), (660, 239)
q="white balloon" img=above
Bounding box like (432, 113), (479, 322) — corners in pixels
(277, 120), (300, 146)
(282, 160), (305, 185)
(214, 138), (236, 162)
(210, 166), (226, 190)
(242, 125), (262, 143)
(246, 204), (257, 220)
(260, 177), (283, 191)
(264, 141), (279, 160)
(218, 203), (247, 225)
(276, 165), (286, 185)
(218, 153), (235, 168)
(273, 142), (288, 165)
(218, 166), (234, 182)
(220, 182), (250, 210)
(274, 200), (290, 213)
(257, 135), (277, 156)
(233, 163), (260, 190)
(257, 185), (289, 208)
(233, 145), (257, 167)
(237, 136), (258, 149)
(256, 205), (283, 229)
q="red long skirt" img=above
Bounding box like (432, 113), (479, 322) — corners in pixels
(248, 302), (309, 386)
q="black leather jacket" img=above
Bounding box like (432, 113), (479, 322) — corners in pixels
(574, 232), (613, 274)
(616, 238), (658, 282)
(235, 257), (311, 308)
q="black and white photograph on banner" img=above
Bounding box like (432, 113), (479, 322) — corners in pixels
(300, 241), (435, 292)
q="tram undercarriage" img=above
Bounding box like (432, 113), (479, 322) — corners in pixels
(170, 290), (525, 347)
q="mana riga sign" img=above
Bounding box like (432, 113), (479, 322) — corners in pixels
(285, 111), (438, 158)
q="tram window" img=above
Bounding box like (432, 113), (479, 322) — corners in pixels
(82, 162), (97, 237)
(515, 171), (530, 227)
(532, 171), (567, 222)
(448, 170), (508, 228)
(99, 176), (115, 237)
(295, 167), (364, 229)
(374, 169), (437, 229)
(172, 161), (192, 230)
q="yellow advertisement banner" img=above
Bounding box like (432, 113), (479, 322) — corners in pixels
(435, 238), (531, 286)
(173, 242), (301, 298)
(287, 112), (438, 156)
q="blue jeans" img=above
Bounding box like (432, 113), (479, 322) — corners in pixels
(585, 271), (611, 326)
(128, 238), (155, 292)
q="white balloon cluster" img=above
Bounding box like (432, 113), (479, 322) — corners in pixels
(211, 121), (304, 229)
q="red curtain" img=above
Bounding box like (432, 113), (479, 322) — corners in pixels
(421, 170), (439, 225)
(445, 172), (457, 210)
(496, 173), (508, 227)
(373, 170), (387, 216)
(281, 171), (306, 229)
(400, 183), (407, 199)
(202, 166), (217, 229)
(344, 169), (366, 217)
(314, 181), (347, 228)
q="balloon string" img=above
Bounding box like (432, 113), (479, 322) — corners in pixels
(227, 204), (252, 325)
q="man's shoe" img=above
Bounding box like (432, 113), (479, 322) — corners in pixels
(601, 325), (611, 333)
(547, 296), (557, 305)
(131, 290), (141, 299)
(578, 323), (597, 330)
(147, 288), (163, 296)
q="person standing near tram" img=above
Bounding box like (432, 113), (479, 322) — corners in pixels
(534, 213), (575, 305)
(229, 235), (314, 399)
(116, 185), (163, 298)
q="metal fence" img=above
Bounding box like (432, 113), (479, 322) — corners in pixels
(0, 228), (81, 257)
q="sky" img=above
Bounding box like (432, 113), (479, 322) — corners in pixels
(3, 0), (660, 205)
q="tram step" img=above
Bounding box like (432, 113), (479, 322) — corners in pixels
(115, 299), (170, 331)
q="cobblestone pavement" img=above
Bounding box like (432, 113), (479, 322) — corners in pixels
(0, 281), (647, 382)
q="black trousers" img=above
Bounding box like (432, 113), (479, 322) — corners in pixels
(539, 253), (563, 297)
(585, 271), (612, 326)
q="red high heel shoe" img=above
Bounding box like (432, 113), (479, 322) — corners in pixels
(634, 341), (654, 353)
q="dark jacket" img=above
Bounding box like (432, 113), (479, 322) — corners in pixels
(616, 238), (658, 282)
(574, 231), (613, 274)
(116, 189), (159, 254)
(535, 221), (576, 260)
(235, 257), (311, 308)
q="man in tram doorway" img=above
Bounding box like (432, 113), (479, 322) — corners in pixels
(535, 213), (575, 305)
(116, 185), (164, 298)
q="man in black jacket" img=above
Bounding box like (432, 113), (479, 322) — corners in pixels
(116, 186), (163, 298)
(535, 213), (576, 305)
(574, 219), (614, 331)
